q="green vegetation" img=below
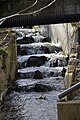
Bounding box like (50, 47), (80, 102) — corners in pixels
(0, 49), (7, 56)
(71, 22), (80, 28)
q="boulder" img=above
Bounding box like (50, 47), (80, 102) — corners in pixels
(5, 82), (53, 93)
(34, 83), (53, 92)
(51, 45), (63, 53)
(41, 46), (50, 54)
(17, 72), (34, 79)
(50, 59), (58, 67)
(48, 71), (55, 77)
(23, 36), (34, 44)
(19, 48), (27, 55)
(41, 37), (51, 43)
(27, 56), (47, 67)
(17, 36), (34, 44)
(33, 70), (43, 79)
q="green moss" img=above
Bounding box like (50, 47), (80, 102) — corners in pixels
(71, 22), (80, 28)
(0, 48), (8, 57)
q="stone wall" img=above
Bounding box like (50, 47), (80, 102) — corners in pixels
(57, 27), (80, 120)
(0, 29), (17, 100)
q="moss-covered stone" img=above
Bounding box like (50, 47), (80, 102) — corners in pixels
(0, 29), (17, 100)
(71, 22), (80, 28)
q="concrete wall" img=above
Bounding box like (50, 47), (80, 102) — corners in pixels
(40, 0), (80, 15)
(0, 29), (17, 100)
(0, 0), (35, 18)
(0, 0), (80, 18)
(49, 24), (75, 54)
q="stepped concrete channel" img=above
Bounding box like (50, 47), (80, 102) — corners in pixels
(0, 27), (68, 120)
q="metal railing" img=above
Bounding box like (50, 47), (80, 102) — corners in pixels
(58, 82), (80, 99)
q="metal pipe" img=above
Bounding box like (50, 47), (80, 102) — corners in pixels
(0, 13), (80, 28)
(58, 82), (80, 99)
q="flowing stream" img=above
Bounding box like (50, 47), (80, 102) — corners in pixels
(0, 27), (67, 120)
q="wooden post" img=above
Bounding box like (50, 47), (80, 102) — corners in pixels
(57, 100), (80, 120)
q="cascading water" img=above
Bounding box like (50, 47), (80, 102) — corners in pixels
(0, 26), (68, 120)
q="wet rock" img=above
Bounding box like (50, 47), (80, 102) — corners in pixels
(19, 48), (27, 55)
(41, 46), (50, 54)
(48, 71), (55, 77)
(34, 83), (53, 92)
(18, 46), (36, 55)
(51, 46), (63, 53)
(41, 37), (51, 43)
(7, 84), (34, 93)
(61, 67), (66, 77)
(6, 82), (53, 93)
(13, 85), (28, 92)
(50, 59), (58, 67)
(66, 54), (69, 65)
(17, 44), (21, 55)
(17, 36), (34, 44)
(48, 71), (58, 77)
(17, 72), (34, 79)
(50, 59), (67, 67)
(17, 62), (23, 69)
(27, 56), (47, 67)
(23, 36), (34, 44)
(27, 48), (35, 55)
(17, 72), (26, 79)
(33, 70), (43, 79)
(36, 96), (47, 100)
(19, 61), (27, 68)
(58, 59), (67, 66)
(16, 32), (22, 38)
(31, 46), (50, 54)
(21, 45), (51, 55)
(36, 48), (45, 54)
(53, 60), (58, 67)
